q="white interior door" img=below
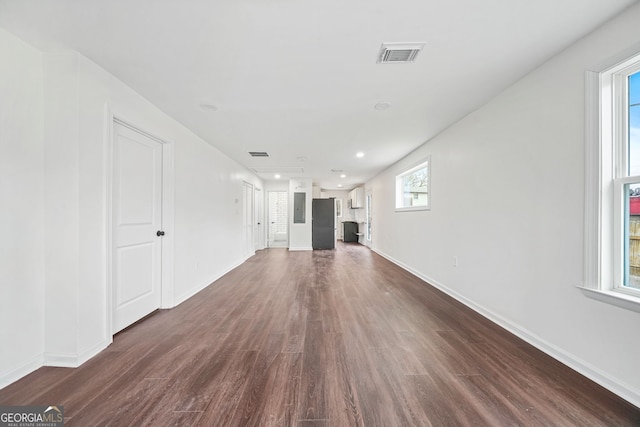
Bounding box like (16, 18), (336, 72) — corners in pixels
(243, 181), (254, 258)
(255, 188), (264, 250)
(113, 122), (163, 333)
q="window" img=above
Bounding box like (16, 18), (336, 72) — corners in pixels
(623, 69), (640, 290)
(584, 50), (640, 311)
(395, 158), (430, 211)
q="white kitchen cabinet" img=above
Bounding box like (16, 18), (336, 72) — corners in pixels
(349, 186), (364, 209)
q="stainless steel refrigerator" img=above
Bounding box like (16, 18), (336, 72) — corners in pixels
(312, 198), (335, 249)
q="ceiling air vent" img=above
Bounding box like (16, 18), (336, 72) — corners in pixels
(249, 151), (269, 157)
(377, 43), (424, 64)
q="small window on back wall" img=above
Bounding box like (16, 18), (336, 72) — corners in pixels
(395, 158), (430, 211)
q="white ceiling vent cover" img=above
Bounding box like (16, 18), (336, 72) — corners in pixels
(377, 43), (425, 63)
(249, 151), (269, 157)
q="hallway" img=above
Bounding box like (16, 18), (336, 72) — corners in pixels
(1, 243), (639, 426)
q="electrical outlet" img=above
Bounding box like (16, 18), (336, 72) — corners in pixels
(452, 256), (458, 267)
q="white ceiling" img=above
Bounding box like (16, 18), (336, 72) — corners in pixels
(1, 0), (636, 190)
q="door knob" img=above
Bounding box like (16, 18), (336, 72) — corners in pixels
(156, 230), (165, 236)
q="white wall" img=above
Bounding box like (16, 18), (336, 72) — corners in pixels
(264, 181), (289, 192)
(42, 53), (82, 364)
(1, 29), (262, 387)
(172, 135), (262, 305)
(368, 4), (640, 406)
(0, 28), (45, 386)
(289, 179), (312, 250)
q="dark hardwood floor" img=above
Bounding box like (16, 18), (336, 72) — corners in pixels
(2, 243), (639, 426)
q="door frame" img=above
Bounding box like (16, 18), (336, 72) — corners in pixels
(105, 113), (174, 338)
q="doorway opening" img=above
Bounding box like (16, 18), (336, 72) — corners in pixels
(267, 191), (288, 248)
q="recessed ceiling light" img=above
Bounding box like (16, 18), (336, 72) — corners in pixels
(356, 152), (365, 158)
(340, 174), (346, 178)
(338, 184), (343, 188)
(374, 102), (391, 111)
(274, 174), (281, 179)
(199, 103), (218, 111)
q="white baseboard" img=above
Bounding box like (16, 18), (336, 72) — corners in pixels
(173, 256), (249, 307)
(2, 255), (254, 388)
(373, 248), (640, 409)
(43, 338), (110, 368)
(77, 339), (111, 366)
(288, 246), (313, 251)
(0, 353), (44, 390)
(43, 353), (78, 368)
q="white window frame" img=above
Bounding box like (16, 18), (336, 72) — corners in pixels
(582, 49), (640, 312)
(395, 157), (430, 212)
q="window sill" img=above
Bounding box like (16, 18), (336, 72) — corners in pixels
(395, 206), (430, 212)
(577, 285), (640, 313)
